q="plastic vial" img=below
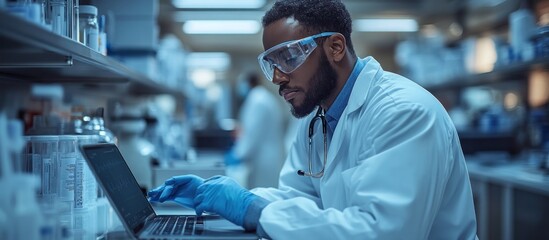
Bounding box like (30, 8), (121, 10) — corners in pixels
(78, 5), (99, 51)
(49, 0), (68, 37)
(31, 135), (59, 198)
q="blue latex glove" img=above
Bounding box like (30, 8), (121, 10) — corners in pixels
(224, 148), (242, 166)
(148, 175), (204, 208)
(193, 175), (257, 227)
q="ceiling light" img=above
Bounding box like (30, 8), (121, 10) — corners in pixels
(173, 11), (264, 22)
(186, 52), (231, 71)
(354, 19), (418, 32)
(183, 20), (261, 34)
(173, 0), (266, 9)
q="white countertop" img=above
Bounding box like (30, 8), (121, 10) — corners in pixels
(466, 154), (549, 196)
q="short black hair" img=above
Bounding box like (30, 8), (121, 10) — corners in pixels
(262, 0), (356, 57)
(247, 72), (260, 86)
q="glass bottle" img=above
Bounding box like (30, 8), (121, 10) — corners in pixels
(78, 5), (98, 51)
(49, 0), (68, 37)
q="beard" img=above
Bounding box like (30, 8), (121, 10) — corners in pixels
(289, 53), (338, 118)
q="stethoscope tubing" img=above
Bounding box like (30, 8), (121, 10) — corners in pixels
(298, 107), (328, 178)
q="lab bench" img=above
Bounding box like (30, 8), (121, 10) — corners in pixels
(466, 156), (549, 240)
(153, 150), (226, 188)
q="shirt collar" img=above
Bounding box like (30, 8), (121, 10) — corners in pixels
(325, 58), (365, 134)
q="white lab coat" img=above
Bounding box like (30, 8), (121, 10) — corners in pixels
(234, 86), (285, 188)
(251, 57), (478, 239)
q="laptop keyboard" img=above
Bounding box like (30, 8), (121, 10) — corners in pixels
(150, 216), (204, 236)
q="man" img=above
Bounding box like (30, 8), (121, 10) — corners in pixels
(225, 72), (285, 188)
(149, 0), (478, 239)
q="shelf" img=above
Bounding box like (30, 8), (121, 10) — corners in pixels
(0, 10), (184, 97)
(458, 130), (522, 155)
(424, 57), (549, 92)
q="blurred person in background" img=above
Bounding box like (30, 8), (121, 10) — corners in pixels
(224, 72), (285, 188)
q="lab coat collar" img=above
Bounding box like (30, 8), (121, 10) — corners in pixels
(325, 59), (364, 136)
(346, 56), (383, 114)
(323, 56), (384, 178)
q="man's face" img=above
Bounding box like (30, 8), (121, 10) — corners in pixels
(291, 52), (337, 117)
(262, 18), (337, 118)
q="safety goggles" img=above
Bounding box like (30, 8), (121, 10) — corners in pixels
(257, 32), (337, 81)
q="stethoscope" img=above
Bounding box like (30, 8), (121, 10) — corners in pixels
(297, 107), (327, 178)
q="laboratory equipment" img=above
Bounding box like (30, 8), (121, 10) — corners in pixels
(78, 5), (99, 51)
(0, 112), (45, 240)
(509, 7), (537, 61)
(58, 135), (76, 202)
(69, 0), (78, 41)
(74, 134), (97, 209)
(6, 0), (44, 25)
(49, 0), (68, 37)
(81, 107), (116, 143)
(31, 135), (59, 198)
(23, 107), (119, 237)
(55, 136), (77, 238)
(45, 0), (79, 39)
(73, 134), (98, 239)
(79, 108), (118, 237)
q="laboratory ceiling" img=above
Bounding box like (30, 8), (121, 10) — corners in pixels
(157, 0), (463, 56)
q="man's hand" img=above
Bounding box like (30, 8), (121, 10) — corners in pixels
(148, 175), (204, 208)
(193, 176), (257, 226)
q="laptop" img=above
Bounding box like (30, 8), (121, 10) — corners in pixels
(80, 143), (258, 240)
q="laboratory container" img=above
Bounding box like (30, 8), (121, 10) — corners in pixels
(78, 5), (98, 51)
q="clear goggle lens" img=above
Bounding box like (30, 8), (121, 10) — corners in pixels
(258, 32), (336, 81)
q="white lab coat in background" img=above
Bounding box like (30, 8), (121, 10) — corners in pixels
(251, 57), (478, 239)
(234, 86), (285, 188)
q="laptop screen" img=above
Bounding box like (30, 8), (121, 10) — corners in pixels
(81, 144), (155, 233)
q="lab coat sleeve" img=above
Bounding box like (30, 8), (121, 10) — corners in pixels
(259, 103), (453, 239)
(251, 117), (322, 206)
